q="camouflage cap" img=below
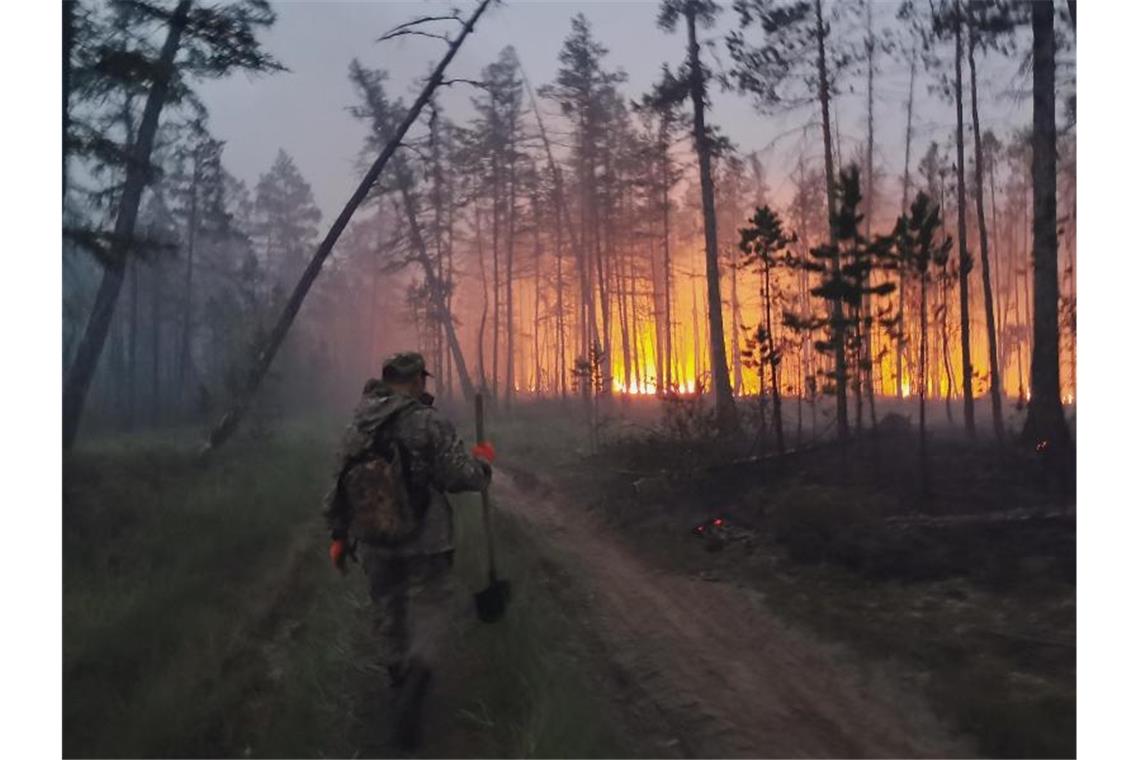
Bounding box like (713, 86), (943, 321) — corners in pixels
(382, 351), (432, 382)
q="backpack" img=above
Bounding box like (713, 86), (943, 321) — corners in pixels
(338, 406), (426, 546)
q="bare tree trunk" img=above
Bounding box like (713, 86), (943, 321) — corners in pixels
(919, 271), (929, 490)
(899, 48), (917, 400)
(127, 258), (138, 431)
(178, 146), (201, 410)
(201, 0), (491, 453)
(63, 0), (192, 449)
(491, 151), (501, 400)
(618, 243), (632, 392)
(505, 156), (517, 406)
(555, 202), (566, 398)
(1023, 0), (1071, 456)
(863, 0), (877, 424)
(686, 5), (737, 430)
(63, 0), (75, 205)
(522, 68), (580, 399)
(764, 259), (785, 453)
(533, 196), (542, 396)
(476, 204), (489, 391)
(730, 243), (743, 393)
(968, 12), (1004, 440)
(663, 153), (674, 391)
(151, 259), (162, 428)
(941, 268), (956, 423)
(953, 1), (976, 437)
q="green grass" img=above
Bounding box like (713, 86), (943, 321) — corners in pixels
(64, 423), (629, 758)
(63, 429), (336, 757)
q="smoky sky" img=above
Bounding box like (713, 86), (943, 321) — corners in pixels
(195, 0), (1038, 223)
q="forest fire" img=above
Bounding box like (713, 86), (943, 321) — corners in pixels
(55, 2), (1084, 759)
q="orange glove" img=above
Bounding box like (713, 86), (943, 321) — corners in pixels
(330, 539), (348, 574)
(472, 441), (496, 464)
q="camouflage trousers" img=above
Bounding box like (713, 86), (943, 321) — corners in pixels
(360, 547), (456, 676)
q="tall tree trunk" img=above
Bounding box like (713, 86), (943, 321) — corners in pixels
(764, 259), (785, 453)
(476, 204), (489, 390)
(686, 5), (737, 430)
(491, 152), (501, 400)
(898, 48), (917, 399)
(522, 67), (580, 399)
(201, 0), (492, 453)
(1023, 0), (1071, 455)
(505, 156), (517, 406)
(991, 156), (1004, 373)
(151, 259), (162, 428)
(814, 0), (847, 439)
(178, 147), (201, 410)
(127, 258), (139, 431)
(919, 271), (929, 490)
(533, 197), (542, 396)
(968, 12), (1004, 440)
(862, 0), (877, 420)
(941, 269), (956, 423)
(555, 202), (567, 398)
(596, 166), (613, 397)
(730, 244), (743, 393)
(63, 0), (75, 206)
(953, 2), (976, 437)
(663, 146), (674, 391)
(62, 0), (192, 449)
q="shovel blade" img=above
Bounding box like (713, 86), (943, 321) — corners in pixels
(474, 578), (511, 622)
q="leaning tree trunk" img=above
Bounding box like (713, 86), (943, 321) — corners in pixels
(399, 182), (476, 402)
(201, 0), (492, 454)
(1023, 0), (1071, 457)
(63, 0), (192, 450)
(968, 13), (1004, 440)
(953, 2), (976, 438)
(686, 6), (737, 431)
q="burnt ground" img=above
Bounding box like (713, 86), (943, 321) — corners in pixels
(492, 466), (970, 758)
(495, 413), (1076, 759)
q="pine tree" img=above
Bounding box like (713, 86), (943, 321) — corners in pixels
(893, 192), (953, 489)
(1023, 0), (1072, 464)
(541, 15), (628, 399)
(739, 206), (796, 452)
(728, 0), (859, 438)
(659, 0), (738, 432)
(63, 0), (281, 448)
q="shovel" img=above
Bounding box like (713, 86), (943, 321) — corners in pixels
(473, 393), (510, 622)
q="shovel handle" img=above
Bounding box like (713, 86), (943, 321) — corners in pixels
(475, 394), (498, 581)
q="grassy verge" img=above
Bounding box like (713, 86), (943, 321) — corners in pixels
(64, 422), (629, 758)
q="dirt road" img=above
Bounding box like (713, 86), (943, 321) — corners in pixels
(493, 467), (971, 759)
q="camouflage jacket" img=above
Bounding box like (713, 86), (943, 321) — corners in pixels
(322, 379), (490, 557)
